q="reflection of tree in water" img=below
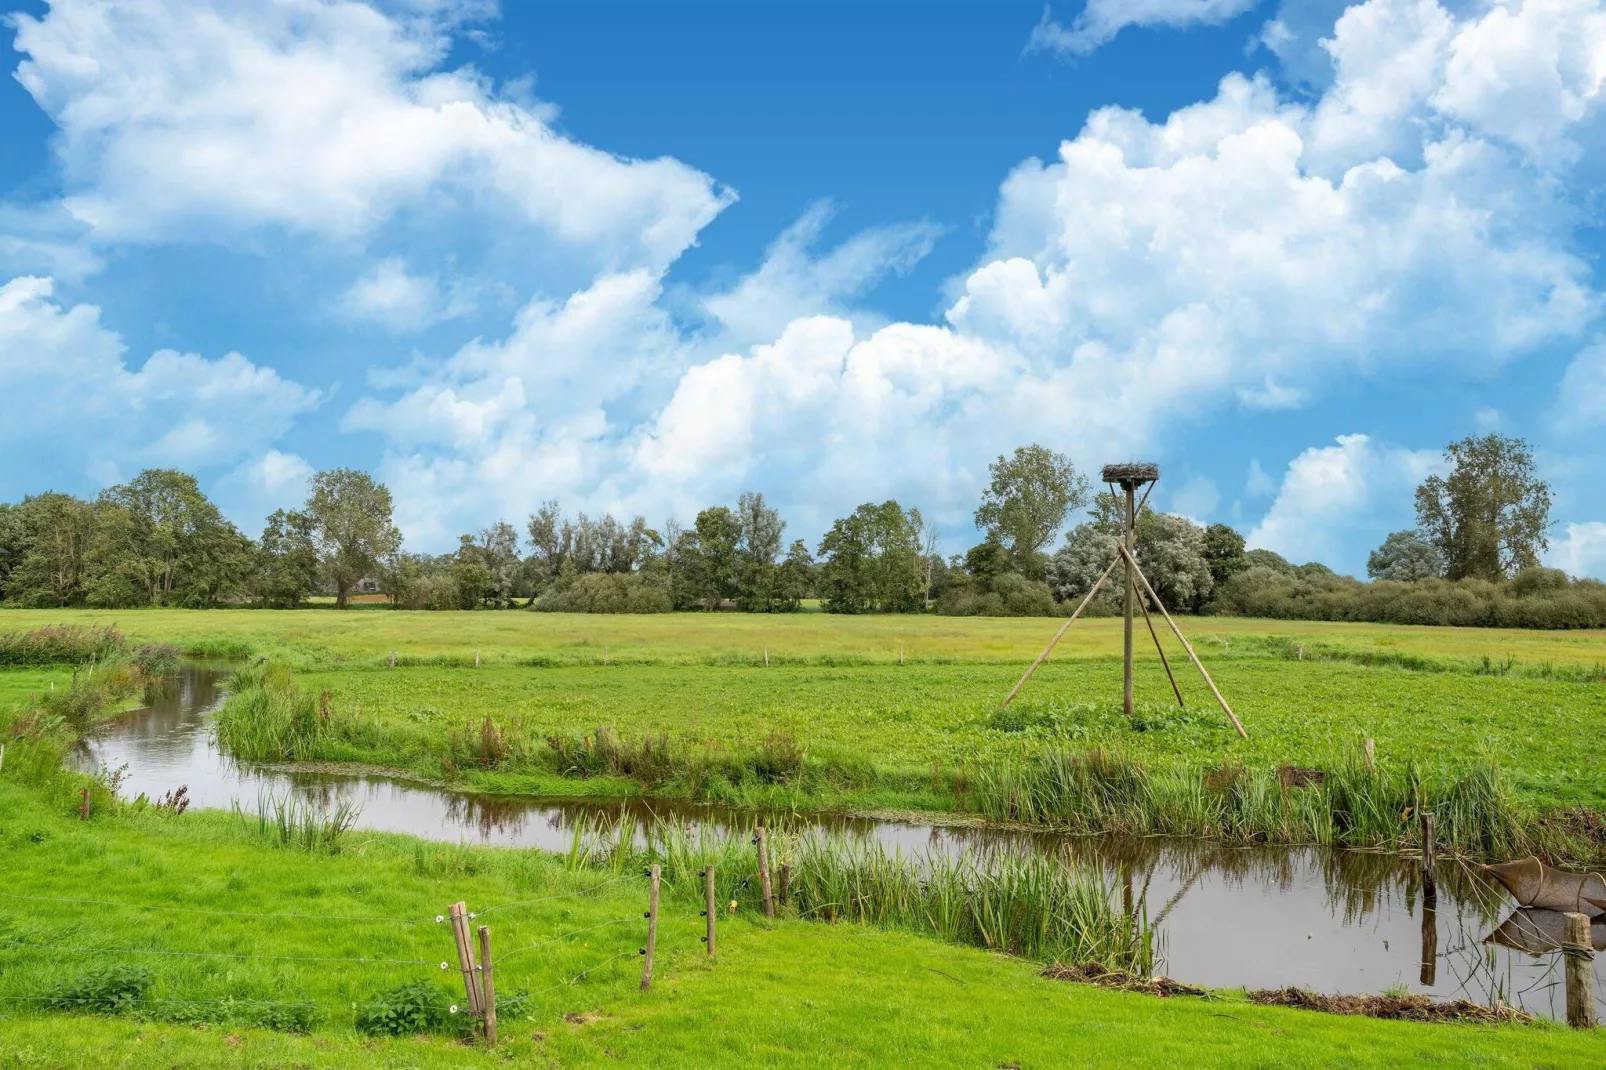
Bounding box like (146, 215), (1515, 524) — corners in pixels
(442, 793), (531, 839)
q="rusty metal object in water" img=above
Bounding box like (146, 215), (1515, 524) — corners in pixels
(1484, 856), (1606, 915)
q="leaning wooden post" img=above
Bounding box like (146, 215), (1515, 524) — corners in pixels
(1136, 589), (1184, 707)
(641, 864), (661, 991)
(1120, 545), (1248, 739)
(1001, 555), (1121, 708)
(448, 902), (483, 1017)
(755, 827), (775, 918)
(704, 865), (717, 956)
(476, 925), (497, 1047)
(1563, 912), (1597, 1029)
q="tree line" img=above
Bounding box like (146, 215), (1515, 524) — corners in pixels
(1, 433), (1600, 627)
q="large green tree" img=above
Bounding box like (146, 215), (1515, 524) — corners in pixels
(973, 445), (1090, 577)
(255, 509), (320, 608)
(305, 468), (402, 608)
(0, 492), (95, 606)
(84, 469), (247, 607)
(817, 501), (925, 613)
(1414, 434), (1550, 581)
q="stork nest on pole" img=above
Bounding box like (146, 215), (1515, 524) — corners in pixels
(1100, 462), (1160, 486)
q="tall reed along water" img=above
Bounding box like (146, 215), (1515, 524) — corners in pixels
(77, 665), (1606, 1022)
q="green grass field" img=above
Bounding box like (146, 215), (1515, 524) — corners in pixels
(4, 608), (1606, 1063)
(2, 776), (1602, 1069)
(3, 606), (1604, 669)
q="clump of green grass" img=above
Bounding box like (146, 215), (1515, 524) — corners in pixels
(968, 748), (1531, 858)
(233, 793), (360, 853)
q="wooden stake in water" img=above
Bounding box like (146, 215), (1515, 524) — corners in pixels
(1564, 911), (1597, 1028)
(755, 826), (775, 918)
(704, 866), (717, 956)
(477, 925), (497, 1047)
(641, 864), (661, 991)
(1420, 812), (1437, 880)
(1419, 877), (1438, 988)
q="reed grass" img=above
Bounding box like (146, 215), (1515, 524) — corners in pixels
(232, 792), (361, 852)
(560, 812), (1155, 974)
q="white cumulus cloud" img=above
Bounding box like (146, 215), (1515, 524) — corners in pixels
(11, 0), (733, 270)
(1546, 521), (1606, 579)
(1247, 434), (1441, 573)
(1029, 0), (1263, 56)
(0, 275), (320, 491)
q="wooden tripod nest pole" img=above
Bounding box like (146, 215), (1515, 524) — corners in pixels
(1001, 463), (1247, 740)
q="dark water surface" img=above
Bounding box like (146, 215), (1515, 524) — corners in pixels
(75, 667), (1606, 1021)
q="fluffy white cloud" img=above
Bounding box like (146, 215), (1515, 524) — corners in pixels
(1546, 521), (1606, 579)
(1247, 434), (1440, 573)
(702, 203), (941, 346)
(11, 0), (732, 270)
(1556, 339), (1606, 427)
(1029, 0), (1261, 56)
(340, 257), (474, 332)
(338, 0), (1606, 550)
(0, 275), (319, 489)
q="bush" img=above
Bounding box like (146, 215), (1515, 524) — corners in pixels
(936, 573), (1059, 617)
(44, 965), (151, 1014)
(1206, 568), (1606, 629)
(536, 572), (671, 613)
(356, 981), (461, 1036)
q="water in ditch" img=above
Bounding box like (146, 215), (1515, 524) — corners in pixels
(72, 665), (1606, 1022)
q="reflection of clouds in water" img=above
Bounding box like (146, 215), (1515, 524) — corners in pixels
(83, 665), (1605, 1021)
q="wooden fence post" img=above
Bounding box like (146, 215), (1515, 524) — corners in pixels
(755, 827), (775, 918)
(477, 925), (497, 1047)
(704, 865), (717, 956)
(1419, 879), (1438, 988)
(448, 902), (483, 1017)
(389, 650), (396, 668)
(1420, 812), (1436, 880)
(78, 787), (90, 820)
(474, 650), (480, 668)
(1564, 912), (1597, 1029)
(1363, 738), (1375, 772)
(641, 864), (660, 991)
(763, 646), (769, 667)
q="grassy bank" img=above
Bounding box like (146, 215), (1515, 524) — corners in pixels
(211, 659), (1606, 864)
(1, 776), (1602, 1068)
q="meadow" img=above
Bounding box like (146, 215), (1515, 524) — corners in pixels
(2, 776), (1604, 1068)
(3, 608), (1606, 1064)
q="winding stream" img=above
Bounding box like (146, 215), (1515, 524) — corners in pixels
(73, 666), (1606, 1022)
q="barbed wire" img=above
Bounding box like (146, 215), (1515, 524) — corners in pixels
(0, 938), (436, 967)
(495, 916), (640, 965)
(476, 872), (639, 917)
(0, 891), (430, 925)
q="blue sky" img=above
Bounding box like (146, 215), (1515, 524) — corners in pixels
(0, 0), (1603, 578)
